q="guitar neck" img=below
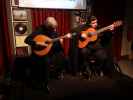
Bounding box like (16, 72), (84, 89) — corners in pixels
(51, 32), (76, 42)
(87, 20), (122, 35)
(96, 25), (112, 34)
(51, 35), (67, 42)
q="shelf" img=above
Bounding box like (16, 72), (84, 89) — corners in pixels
(11, 5), (19, 7)
(15, 34), (30, 36)
(12, 20), (29, 22)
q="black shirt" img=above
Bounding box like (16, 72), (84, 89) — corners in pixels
(24, 24), (63, 56)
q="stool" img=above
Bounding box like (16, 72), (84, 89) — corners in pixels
(88, 56), (103, 80)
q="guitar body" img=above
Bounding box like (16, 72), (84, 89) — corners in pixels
(78, 20), (123, 48)
(78, 28), (98, 48)
(33, 34), (53, 56)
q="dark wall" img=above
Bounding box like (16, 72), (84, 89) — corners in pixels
(125, 0), (133, 40)
(92, 0), (125, 24)
(91, 0), (125, 60)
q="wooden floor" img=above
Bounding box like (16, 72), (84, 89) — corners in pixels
(6, 72), (133, 100)
(118, 58), (133, 78)
(1, 58), (133, 100)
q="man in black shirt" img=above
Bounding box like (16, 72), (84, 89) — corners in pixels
(24, 17), (65, 93)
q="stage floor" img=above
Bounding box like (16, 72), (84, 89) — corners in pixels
(4, 72), (132, 100)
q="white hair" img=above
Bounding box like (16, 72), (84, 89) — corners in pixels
(45, 17), (58, 29)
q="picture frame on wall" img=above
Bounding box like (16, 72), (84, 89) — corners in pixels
(13, 9), (28, 21)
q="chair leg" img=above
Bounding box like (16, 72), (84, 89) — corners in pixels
(89, 65), (97, 80)
(114, 63), (122, 73)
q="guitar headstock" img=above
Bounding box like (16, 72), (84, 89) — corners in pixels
(113, 20), (123, 27)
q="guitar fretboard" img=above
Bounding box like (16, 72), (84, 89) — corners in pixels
(51, 35), (67, 42)
(87, 25), (112, 35)
(96, 25), (112, 34)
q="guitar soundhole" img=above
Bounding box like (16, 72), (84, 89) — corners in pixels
(80, 36), (86, 41)
(45, 41), (50, 44)
(88, 34), (92, 37)
(34, 45), (47, 51)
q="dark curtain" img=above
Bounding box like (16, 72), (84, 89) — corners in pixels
(0, 18), (5, 77)
(0, 0), (14, 78)
(31, 9), (71, 56)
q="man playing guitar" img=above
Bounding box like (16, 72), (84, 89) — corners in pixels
(78, 16), (118, 77)
(24, 17), (69, 93)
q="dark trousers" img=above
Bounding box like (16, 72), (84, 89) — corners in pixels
(79, 47), (114, 75)
(48, 52), (66, 79)
(31, 51), (66, 88)
(31, 54), (49, 89)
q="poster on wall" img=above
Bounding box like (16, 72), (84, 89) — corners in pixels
(19, 0), (87, 9)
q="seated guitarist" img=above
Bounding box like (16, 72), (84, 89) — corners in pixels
(24, 17), (65, 93)
(78, 16), (115, 77)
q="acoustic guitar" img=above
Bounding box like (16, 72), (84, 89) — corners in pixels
(33, 33), (76, 56)
(78, 20), (123, 48)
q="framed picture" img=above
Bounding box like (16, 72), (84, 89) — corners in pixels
(13, 9), (28, 21)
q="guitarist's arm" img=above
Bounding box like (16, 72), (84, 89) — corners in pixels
(59, 33), (72, 45)
(109, 24), (114, 31)
(25, 24), (49, 46)
(59, 39), (63, 46)
(24, 32), (47, 50)
(24, 32), (37, 47)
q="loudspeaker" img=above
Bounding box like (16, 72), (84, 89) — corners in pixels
(14, 22), (31, 35)
(14, 22), (28, 35)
